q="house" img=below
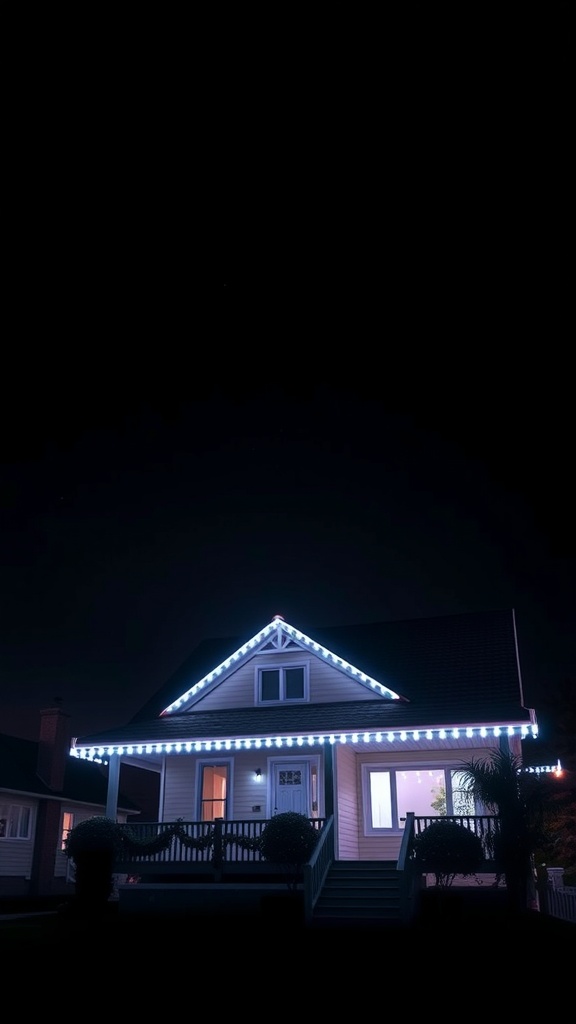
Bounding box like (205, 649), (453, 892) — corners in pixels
(69, 610), (542, 921)
(0, 705), (141, 900)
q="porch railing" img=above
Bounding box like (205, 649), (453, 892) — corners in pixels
(303, 815), (335, 924)
(412, 814), (502, 866)
(115, 818), (327, 874)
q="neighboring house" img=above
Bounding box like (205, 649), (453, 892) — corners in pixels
(0, 706), (141, 898)
(71, 609), (540, 870)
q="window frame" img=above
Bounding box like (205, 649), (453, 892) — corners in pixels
(61, 811), (75, 851)
(361, 761), (477, 835)
(255, 661), (310, 705)
(196, 758), (233, 821)
(0, 802), (33, 840)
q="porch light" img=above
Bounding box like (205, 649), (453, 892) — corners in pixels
(255, 769), (262, 780)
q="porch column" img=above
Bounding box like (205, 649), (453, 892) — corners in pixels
(323, 743), (334, 818)
(105, 754), (121, 820)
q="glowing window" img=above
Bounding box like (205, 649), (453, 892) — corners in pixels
(200, 764), (229, 821)
(61, 811), (75, 851)
(363, 766), (479, 833)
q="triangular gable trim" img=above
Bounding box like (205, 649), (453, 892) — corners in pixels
(162, 614), (404, 715)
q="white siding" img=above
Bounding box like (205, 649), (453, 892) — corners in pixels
(189, 649), (387, 712)
(334, 743), (359, 859)
(0, 799), (37, 878)
(161, 750), (321, 823)
(337, 741), (508, 863)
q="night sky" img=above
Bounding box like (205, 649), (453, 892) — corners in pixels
(1, 6), (572, 745)
(1, 307), (573, 745)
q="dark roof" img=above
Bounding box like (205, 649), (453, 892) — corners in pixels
(0, 732), (139, 811)
(76, 609), (533, 747)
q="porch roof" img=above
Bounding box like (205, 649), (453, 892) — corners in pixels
(74, 694), (533, 750)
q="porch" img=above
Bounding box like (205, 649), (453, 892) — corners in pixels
(112, 813), (504, 926)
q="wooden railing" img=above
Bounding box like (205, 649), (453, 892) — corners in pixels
(412, 814), (502, 865)
(303, 815), (335, 924)
(115, 818), (327, 874)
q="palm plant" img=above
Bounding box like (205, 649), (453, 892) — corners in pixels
(457, 748), (546, 913)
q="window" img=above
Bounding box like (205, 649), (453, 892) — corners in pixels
(200, 763), (229, 821)
(61, 812), (75, 851)
(363, 766), (477, 833)
(0, 804), (32, 840)
(257, 664), (308, 703)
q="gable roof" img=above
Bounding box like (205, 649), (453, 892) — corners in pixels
(73, 609), (536, 755)
(0, 732), (138, 811)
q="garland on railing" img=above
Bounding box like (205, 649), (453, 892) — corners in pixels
(117, 820), (264, 858)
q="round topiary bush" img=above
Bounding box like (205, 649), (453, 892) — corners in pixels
(412, 819), (484, 888)
(65, 816), (122, 908)
(259, 812), (319, 890)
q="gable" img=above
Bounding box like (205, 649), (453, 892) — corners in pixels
(159, 615), (404, 716)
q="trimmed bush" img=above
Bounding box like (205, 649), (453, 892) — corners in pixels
(65, 816), (122, 908)
(259, 812), (319, 891)
(412, 819), (484, 888)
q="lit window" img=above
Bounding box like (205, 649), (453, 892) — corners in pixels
(200, 764), (229, 821)
(363, 766), (478, 833)
(61, 812), (75, 851)
(258, 665), (307, 703)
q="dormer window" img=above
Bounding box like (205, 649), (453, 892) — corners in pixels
(257, 664), (308, 704)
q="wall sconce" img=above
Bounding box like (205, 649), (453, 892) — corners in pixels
(255, 769), (262, 780)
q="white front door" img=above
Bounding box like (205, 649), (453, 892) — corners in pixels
(272, 761), (310, 816)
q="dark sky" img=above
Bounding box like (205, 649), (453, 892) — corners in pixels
(1, 308), (573, 744)
(1, 6), (572, 744)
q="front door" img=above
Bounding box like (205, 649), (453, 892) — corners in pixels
(272, 761), (310, 816)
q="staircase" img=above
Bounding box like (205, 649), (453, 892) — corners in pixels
(311, 860), (407, 928)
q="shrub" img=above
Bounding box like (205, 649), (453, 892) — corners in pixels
(65, 816), (122, 908)
(259, 812), (319, 891)
(412, 819), (484, 888)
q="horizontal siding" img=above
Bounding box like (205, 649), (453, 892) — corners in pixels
(334, 743), (359, 859)
(161, 750), (322, 822)
(0, 800), (37, 878)
(338, 741), (508, 863)
(191, 649), (386, 712)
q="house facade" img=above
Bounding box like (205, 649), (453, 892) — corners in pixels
(71, 610), (539, 866)
(0, 706), (138, 899)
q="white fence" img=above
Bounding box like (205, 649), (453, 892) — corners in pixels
(539, 868), (576, 924)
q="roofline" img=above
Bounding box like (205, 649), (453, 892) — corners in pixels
(71, 719), (539, 760)
(162, 615), (405, 715)
(0, 788), (137, 813)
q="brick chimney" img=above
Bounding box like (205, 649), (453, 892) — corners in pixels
(36, 702), (70, 791)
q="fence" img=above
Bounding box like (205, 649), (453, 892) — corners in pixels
(538, 868), (576, 924)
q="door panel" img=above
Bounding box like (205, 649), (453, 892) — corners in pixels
(273, 762), (309, 816)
